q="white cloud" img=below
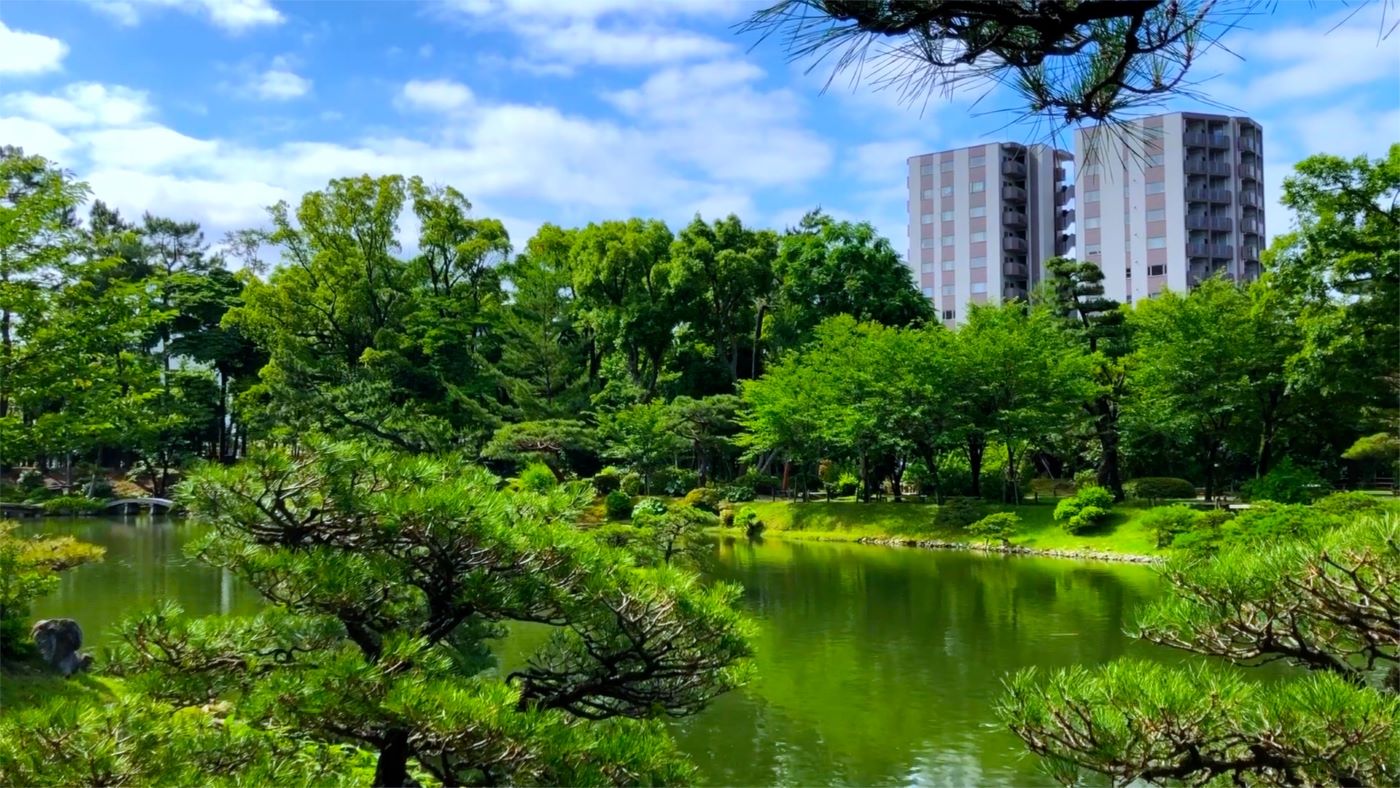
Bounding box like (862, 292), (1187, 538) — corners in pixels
(845, 138), (925, 184)
(0, 117), (75, 159)
(87, 0), (284, 32)
(250, 67), (311, 101)
(2, 83), (152, 127)
(79, 126), (218, 169)
(0, 21), (68, 75)
(399, 79), (474, 113)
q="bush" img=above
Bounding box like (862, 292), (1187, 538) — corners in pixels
(1176, 503), (1344, 555)
(1054, 486), (1114, 534)
(1311, 491), (1383, 516)
(1239, 459), (1331, 504)
(836, 472), (858, 497)
(40, 496), (108, 516)
(83, 476), (114, 499)
(603, 490), (633, 521)
(17, 468), (45, 492)
(719, 507), (735, 528)
(620, 472), (643, 497)
(517, 462), (557, 494)
(1139, 505), (1200, 548)
(632, 497), (668, 519)
(1170, 508), (1235, 553)
(661, 469), (699, 497)
(968, 512), (1020, 546)
(592, 467), (621, 495)
(1124, 477), (1196, 503)
(722, 484), (755, 503)
(681, 487), (723, 514)
(935, 496), (985, 529)
(737, 509), (765, 537)
(1073, 469), (1099, 489)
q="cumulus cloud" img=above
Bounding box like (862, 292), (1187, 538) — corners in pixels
(250, 66), (311, 101)
(0, 21), (69, 75)
(399, 79), (474, 113)
(86, 0), (284, 32)
(2, 83), (152, 127)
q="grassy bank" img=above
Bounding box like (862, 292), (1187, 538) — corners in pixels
(725, 499), (1164, 557)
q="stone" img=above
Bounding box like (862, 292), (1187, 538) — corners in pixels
(31, 618), (92, 677)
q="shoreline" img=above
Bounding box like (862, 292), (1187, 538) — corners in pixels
(715, 526), (1163, 564)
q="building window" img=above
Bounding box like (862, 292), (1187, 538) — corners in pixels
(971, 282), (987, 294)
(921, 188), (935, 199)
(920, 239), (937, 249)
(970, 231), (986, 242)
(942, 236), (955, 246)
(1147, 236), (1167, 249)
(940, 160), (954, 172)
(1145, 181), (1166, 195)
(1085, 244), (1101, 255)
(940, 185), (954, 196)
(921, 214), (935, 224)
(970, 181), (985, 193)
(970, 256), (987, 268)
(922, 286), (934, 297)
(970, 206), (986, 218)
(941, 209), (955, 221)
(921, 261), (936, 272)
(920, 163), (934, 175)
(1148, 153), (1165, 166)
(1125, 266), (1133, 278)
(1148, 264), (1166, 276)
(1085, 189), (1100, 201)
(1146, 208), (1166, 221)
(1081, 164), (1101, 177)
(1084, 217), (1100, 229)
(942, 309), (956, 320)
(942, 260), (955, 271)
(969, 154), (985, 167)
(941, 284), (955, 295)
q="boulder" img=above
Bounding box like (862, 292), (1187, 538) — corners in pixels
(31, 618), (92, 677)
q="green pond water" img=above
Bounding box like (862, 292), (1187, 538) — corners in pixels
(28, 517), (1172, 785)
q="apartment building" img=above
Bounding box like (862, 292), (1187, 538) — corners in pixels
(906, 143), (1073, 326)
(1073, 112), (1265, 304)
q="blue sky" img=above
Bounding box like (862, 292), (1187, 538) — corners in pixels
(2, 0), (1397, 253)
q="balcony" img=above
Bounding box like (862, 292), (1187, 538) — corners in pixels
(1055, 184), (1074, 204)
(1239, 217), (1263, 234)
(1003, 262), (1029, 278)
(1241, 245), (1261, 262)
(1002, 210), (1027, 226)
(1002, 185), (1027, 202)
(1187, 242), (1234, 258)
(1186, 159), (1232, 176)
(1186, 215), (1234, 232)
(1002, 236), (1028, 252)
(1004, 285), (1029, 300)
(1186, 186), (1232, 203)
(1238, 163), (1262, 181)
(1208, 133), (1231, 148)
(1001, 159), (1026, 177)
(1184, 131), (1210, 147)
(1238, 136), (1259, 153)
(1240, 191), (1261, 207)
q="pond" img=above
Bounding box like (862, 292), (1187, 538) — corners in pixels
(28, 518), (1170, 785)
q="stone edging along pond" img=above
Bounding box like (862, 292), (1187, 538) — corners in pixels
(852, 536), (1164, 564)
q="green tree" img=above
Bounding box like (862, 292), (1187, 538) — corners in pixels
(1001, 517), (1399, 784)
(598, 401), (686, 494)
(500, 224), (588, 419)
(106, 441), (751, 786)
(0, 521), (104, 658)
(668, 394), (742, 487)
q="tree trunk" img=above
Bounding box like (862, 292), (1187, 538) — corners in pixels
(1092, 398), (1125, 501)
(216, 370), (229, 462)
(1005, 443), (1019, 504)
(858, 450), (868, 503)
(891, 460), (905, 502)
(1202, 442), (1219, 501)
(372, 730), (412, 787)
(751, 302), (766, 380)
(967, 436), (985, 498)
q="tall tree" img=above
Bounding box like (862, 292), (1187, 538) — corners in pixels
(500, 224), (588, 419)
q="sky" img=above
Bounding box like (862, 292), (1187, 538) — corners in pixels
(1, 0), (1397, 257)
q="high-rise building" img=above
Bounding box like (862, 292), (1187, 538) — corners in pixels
(1073, 112), (1265, 304)
(906, 143), (1073, 326)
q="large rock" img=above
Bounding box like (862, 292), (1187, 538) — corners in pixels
(31, 618), (92, 676)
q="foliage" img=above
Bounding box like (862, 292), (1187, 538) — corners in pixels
(1138, 505), (1201, 549)
(934, 497), (985, 529)
(1312, 491), (1385, 516)
(1240, 458), (1331, 504)
(620, 472), (642, 497)
(722, 484), (756, 503)
(623, 504), (719, 568)
(1344, 432), (1400, 464)
(0, 521), (104, 657)
(38, 495), (107, 516)
(661, 468), (699, 497)
(718, 507), (735, 528)
(516, 462), (558, 494)
(99, 442), (752, 785)
(1123, 477), (1196, 503)
(16, 469), (44, 492)
(1002, 518), (1400, 785)
(591, 467), (621, 495)
(631, 497), (668, 519)
(482, 420), (598, 478)
(967, 512), (1020, 547)
(1054, 486), (1114, 534)
(681, 487), (723, 514)
(1173, 502), (1344, 556)
(603, 490), (634, 521)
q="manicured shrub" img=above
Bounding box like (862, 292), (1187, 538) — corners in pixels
(1073, 469), (1099, 489)
(1139, 505), (1200, 548)
(722, 483), (756, 503)
(17, 469), (45, 493)
(836, 472), (858, 497)
(592, 467), (621, 495)
(1239, 459), (1331, 504)
(632, 497), (667, 520)
(1054, 485), (1114, 534)
(968, 512), (1020, 547)
(620, 472), (643, 497)
(1175, 502), (1344, 555)
(1124, 477), (1196, 503)
(719, 507), (735, 528)
(681, 487), (723, 514)
(737, 509), (765, 537)
(935, 496), (985, 529)
(603, 490), (633, 521)
(517, 462), (557, 494)
(661, 469), (698, 497)
(1311, 491), (1383, 516)
(40, 496), (107, 516)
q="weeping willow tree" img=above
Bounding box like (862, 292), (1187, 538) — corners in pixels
(999, 516), (1400, 785)
(1, 441), (753, 787)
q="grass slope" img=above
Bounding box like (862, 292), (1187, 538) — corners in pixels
(729, 499), (1163, 556)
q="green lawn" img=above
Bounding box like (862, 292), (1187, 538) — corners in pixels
(726, 499), (1164, 557)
